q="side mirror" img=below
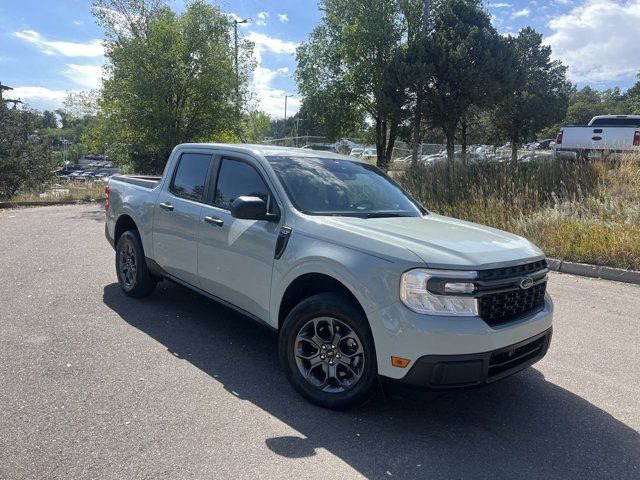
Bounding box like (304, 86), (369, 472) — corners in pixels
(230, 196), (279, 221)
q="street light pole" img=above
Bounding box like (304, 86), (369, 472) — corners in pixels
(233, 17), (250, 137)
(284, 94), (292, 122)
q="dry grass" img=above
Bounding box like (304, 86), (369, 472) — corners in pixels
(397, 157), (640, 270)
(10, 181), (106, 203)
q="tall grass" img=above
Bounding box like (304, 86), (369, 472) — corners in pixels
(9, 181), (106, 203)
(397, 157), (640, 270)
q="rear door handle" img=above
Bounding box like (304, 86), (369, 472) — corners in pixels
(159, 202), (174, 211)
(204, 216), (224, 227)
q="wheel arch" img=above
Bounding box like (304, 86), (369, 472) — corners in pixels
(114, 214), (138, 245)
(277, 272), (368, 331)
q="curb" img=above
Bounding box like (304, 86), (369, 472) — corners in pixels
(0, 200), (102, 209)
(547, 258), (640, 285)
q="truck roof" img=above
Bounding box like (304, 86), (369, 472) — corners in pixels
(176, 143), (366, 163)
(591, 114), (640, 119)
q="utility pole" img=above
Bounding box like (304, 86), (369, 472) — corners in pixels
(233, 17), (250, 138)
(412, 0), (431, 165)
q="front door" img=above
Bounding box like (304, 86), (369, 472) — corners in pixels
(153, 152), (212, 287)
(197, 156), (281, 321)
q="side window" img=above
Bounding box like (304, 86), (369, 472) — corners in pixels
(170, 153), (211, 201)
(214, 159), (271, 209)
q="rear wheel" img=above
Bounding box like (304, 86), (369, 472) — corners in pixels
(279, 292), (377, 409)
(115, 230), (157, 298)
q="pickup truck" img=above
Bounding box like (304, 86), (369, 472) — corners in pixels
(555, 115), (640, 159)
(105, 144), (553, 409)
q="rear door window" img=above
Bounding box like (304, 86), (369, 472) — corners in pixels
(170, 153), (212, 202)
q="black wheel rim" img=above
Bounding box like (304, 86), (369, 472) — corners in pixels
(294, 317), (365, 393)
(118, 243), (137, 289)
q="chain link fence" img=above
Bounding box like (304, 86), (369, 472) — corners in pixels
(259, 137), (554, 164)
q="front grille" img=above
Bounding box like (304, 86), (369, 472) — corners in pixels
(478, 259), (547, 281)
(488, 333), (547, 378)
(479, 282), (546, 326)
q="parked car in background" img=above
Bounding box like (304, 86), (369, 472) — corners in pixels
(534, 139), (556, 150)
(106, 144), (553, 409)
(496, 143), (512, 155)
(361, 147), (377, 164)
(349, 146), (365, 158)
(555, 115), (640, 160)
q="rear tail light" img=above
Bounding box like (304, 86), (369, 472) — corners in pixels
(105, 183), (110, 213)
(633, 131), (640, 147)
(555, 130), (563, 145)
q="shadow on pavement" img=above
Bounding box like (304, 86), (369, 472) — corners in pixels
(103, 281), (640, 480)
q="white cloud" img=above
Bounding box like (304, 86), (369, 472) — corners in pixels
(511, 8), (530, 18)
(9, 87), (69, 111)
(243, 31), (299, 117)
(13, 30), (104, 57)
(65, 64), (103, 89)
(256, 11), (268, 26)
(488, 2), (511, 7)
(546, 0), (640, 83)
(278, 13), (289, 22)
(245, 31), (298, 63)
(73, 20), (84, 26)
(252, 66), (299, 118)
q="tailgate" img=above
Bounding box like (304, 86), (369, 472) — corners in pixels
(561, 126), (638, 151)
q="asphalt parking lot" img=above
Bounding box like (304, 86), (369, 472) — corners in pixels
(1, 204), (638, 479)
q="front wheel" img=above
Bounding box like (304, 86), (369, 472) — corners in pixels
(115, 230), (157, 298)
(279, 293), (378, 409)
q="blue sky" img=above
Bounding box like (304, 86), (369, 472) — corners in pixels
(1, 0), (640, 117)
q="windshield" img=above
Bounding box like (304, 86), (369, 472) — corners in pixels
(266, 155), (425, 218)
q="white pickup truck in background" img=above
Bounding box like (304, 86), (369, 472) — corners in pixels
(554, 115), (640, 159)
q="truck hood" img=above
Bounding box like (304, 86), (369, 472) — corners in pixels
(317, 214), (544, 269)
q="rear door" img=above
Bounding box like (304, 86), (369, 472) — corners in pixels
(197, 154), (282, 321)
(153, 151), (213, 287)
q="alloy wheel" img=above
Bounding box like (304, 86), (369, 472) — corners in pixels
(294, 317), (365, 393)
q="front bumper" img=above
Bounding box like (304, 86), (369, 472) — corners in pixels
(369, 295), (553, 380)
(382, 328), (552, 391)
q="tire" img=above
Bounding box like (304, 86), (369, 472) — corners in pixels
(279, 292), (377, 409)
(115, 230), (157, 298)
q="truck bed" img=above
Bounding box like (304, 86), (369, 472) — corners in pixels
(110, 175), (162, 189)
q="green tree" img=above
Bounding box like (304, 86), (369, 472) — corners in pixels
(92, 0), (252, 172)
(421, 0), (514, 163)
(296, 0), (408, 170)
(40, 110), (58, 129)
(243, 111), (271, 143)
(493, 27), (571, 161)
(0, 106), (55, 200)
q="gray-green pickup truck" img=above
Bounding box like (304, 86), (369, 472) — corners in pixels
(105, 143), (553, 409)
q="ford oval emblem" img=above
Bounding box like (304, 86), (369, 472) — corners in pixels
(520, 277), (534, 290)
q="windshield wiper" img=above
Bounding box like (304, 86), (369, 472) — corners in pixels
(363, 212), (413, 219)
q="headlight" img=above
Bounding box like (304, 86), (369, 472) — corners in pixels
(400, 269), (479, 316)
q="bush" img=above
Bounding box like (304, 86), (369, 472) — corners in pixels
(0, 107), (56, 201)
(397, 157), (640, 270)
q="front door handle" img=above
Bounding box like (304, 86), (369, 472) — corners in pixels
(159, 202), (174, 211)
(204, 215), (224, 227)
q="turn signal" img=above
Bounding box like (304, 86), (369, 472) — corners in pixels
(391, 356), (411, 368)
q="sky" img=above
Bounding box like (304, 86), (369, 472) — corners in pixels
(1, 0), (640, 117)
